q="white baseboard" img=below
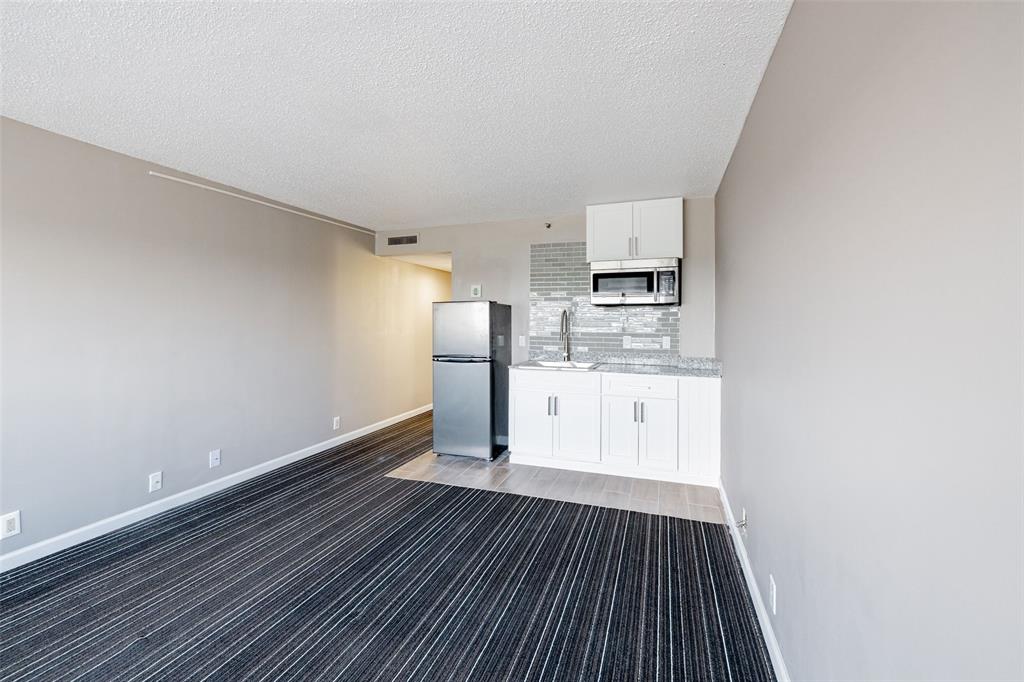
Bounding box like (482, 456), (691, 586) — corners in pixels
(719, 484), (791, 682)
(0, 404), (432, 573)
(509, 451), (720, 488)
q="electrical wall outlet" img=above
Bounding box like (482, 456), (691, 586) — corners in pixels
(769, 574), (777, 615)
(622, 336), (632, 349)
(148, 471), (163, 493)
(469, 284), (482, 298)
(332, 416), (341, 431)
(662, 336), (671, 349)
(518, 335), (526, 347)
(1, 510), (21, 539)
(209, 449), (221, 468)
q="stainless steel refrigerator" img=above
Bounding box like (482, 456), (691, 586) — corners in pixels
(432, 301), (512, 460)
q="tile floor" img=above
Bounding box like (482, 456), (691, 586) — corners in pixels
(387, 451), (725, 524)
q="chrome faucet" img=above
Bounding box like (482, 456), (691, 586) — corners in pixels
(560, 309), (571, 361)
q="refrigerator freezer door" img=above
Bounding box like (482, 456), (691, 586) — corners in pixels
(432, 360), (494, 459)
(433, 301), (491, 358)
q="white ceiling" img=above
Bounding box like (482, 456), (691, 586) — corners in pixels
(2, 1), (790, 232)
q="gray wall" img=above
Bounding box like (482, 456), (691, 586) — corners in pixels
(715, 2), (1023, 680)
(0, 118), (451, 552)
(376, 197), (716, 363)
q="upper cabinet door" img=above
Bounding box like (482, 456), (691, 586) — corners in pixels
(632, 197), (683, 259)
(586, 202), (634, 262)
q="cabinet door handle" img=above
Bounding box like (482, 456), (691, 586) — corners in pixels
(633, 400), (638, 422)
(547, 395), (552, 416)
(640, 401), (646, 423)
(633, 235), (639, 256)
(553, 396), (558, 416)
(628, 236), (633, 257)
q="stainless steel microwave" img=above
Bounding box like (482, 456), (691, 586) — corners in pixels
(590, 258), (680, 306)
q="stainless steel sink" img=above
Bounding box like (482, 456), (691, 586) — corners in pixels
(519, 360), (600, 371)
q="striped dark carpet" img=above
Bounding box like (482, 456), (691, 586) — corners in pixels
(0, 412), (775, 681)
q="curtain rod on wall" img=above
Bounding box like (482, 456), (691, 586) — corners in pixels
(147, 171), (375, 236)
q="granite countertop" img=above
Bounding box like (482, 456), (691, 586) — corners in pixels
(593, 363), (721, 378)
(512, 360), (721, 378)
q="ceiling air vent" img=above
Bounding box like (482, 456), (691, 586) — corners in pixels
(387, 234), (419, 246)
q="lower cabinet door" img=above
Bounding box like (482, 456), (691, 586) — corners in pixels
(639, 398), (679, 471)
(602, 396), (639, 465)
(510, 389), (553, 456)
(553, 393), (601, 462)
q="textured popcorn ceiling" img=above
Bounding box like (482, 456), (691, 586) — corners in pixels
(1, 1), (790, 231)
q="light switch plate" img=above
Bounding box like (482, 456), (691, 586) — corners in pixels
(469, 284), (482, 298)
(662, 336), (671, 349)
(148, 471), (163, 493)
(209, 449), (221, 468)
(518, 335), (526, 347)
(622, 336), (632, 349)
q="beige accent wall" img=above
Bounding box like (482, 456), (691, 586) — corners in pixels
(715, 2), (1023, 679)
(0, 117), (451, 552)
(376, 198), (716, 363)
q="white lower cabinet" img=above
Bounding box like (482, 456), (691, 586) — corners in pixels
(678, 377), (721, 481)
(511, 368), (718, 485)
(602, 395), (679, 472)
(601, 396), (640, 465)
(509, 372), (601, 461)
(553, 393), (602, 462)
(510, 389), (554, 456)
(638, 397), (679, 471)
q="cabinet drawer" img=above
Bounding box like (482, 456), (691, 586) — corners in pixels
(601, 373), (678, 399)
(511, 369), (601, 394)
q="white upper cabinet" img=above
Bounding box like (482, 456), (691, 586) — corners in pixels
(586, 197), (683, 261)
(633, 197), (683, 259)
(586, 202), (634, 261)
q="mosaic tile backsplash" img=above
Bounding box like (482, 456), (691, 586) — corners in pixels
(529, 241), (681, 364)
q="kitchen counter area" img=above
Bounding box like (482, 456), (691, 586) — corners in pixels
(508, 358), (722, 486)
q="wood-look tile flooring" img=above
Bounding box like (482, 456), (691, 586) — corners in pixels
(387, 451), (725, 524)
